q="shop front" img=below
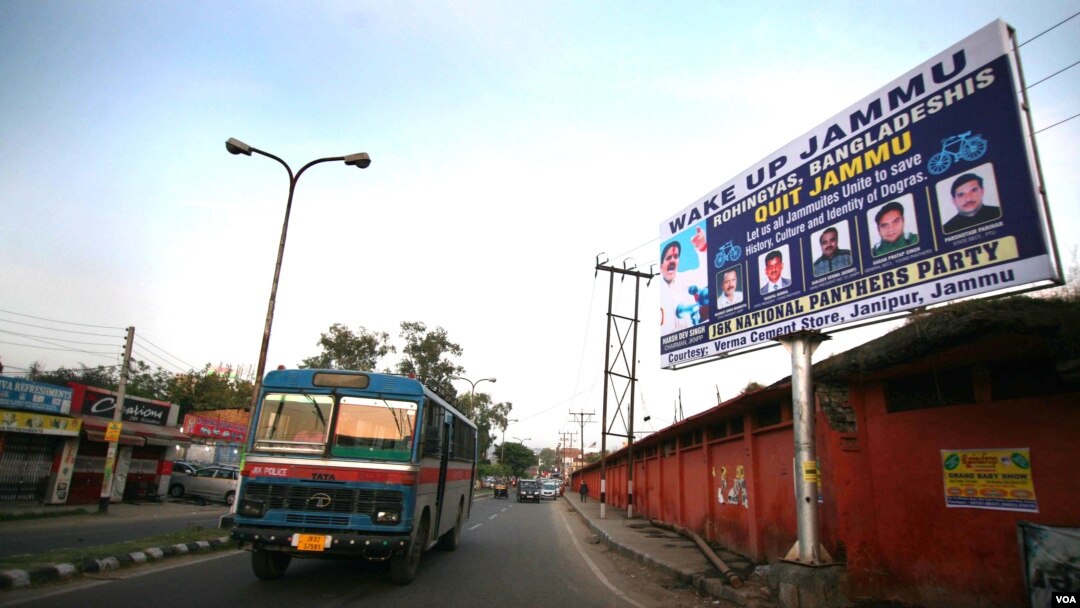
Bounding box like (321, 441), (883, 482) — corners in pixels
(66, 384), (191, 504)
(0, 376), (81, 504)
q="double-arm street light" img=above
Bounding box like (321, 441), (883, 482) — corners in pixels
(451, 375), (496, 419)
(226, 138), (371, 408)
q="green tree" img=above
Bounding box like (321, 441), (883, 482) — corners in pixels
(473, 398), (512, 463)
(299, 323), (395, 371)
(125, 359), (174, 400)
(500, 442), (536, 477)
(30, 362), (119, 391)
(166, 366), (253, 419)
(538, 447), (556, 472)
(395, 321), (464, 397)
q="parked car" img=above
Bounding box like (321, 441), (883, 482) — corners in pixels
(517, 480), (541, 503)
(169, 460), (202, 476)
(541, 481), (558, 500)
(169, 464), (239, 505)
(493, 479), (509, 498)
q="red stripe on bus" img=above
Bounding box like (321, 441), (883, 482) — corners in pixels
(418, 466), (474, 484)
(244, 464), (417, 485)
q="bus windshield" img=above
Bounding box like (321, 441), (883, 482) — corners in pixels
(331, 396), (417, 462)
(253, 393), (334, 453)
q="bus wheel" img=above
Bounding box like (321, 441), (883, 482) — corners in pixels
(391, 514), (428, 585)
(251, 549), (291, 580)
(438, 502), (463, 551)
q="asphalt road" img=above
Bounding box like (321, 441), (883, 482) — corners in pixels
(0, 495), (711, 608)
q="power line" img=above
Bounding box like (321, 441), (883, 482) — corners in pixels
(0, 328), (120, 347)
(133, 334), (198, 371)
(1035, 112), (1080, 135)
(0, 316), (120, 338)
(0, 308), (124, 330)
(0, 339), (119, 357)
(131, 346), (186, 374)
(1018, 11), (1079, 48)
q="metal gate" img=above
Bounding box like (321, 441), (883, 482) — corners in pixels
(0, 433), (56, 502)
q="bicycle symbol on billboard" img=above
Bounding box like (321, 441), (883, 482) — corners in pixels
(927, 131), (988, 175)
(713, 240), (743, 268)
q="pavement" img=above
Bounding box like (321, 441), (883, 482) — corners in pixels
(0, 494), (774, 606)
(562, 493), (775, 607)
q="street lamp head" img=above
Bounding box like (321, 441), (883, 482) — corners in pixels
(343, 152), (371, 169)
(225, 138), (252, 156)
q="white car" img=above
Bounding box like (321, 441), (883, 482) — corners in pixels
(541, 481), (558, 500)
(169, 465), (239, 506)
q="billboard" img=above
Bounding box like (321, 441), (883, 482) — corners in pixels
(659, 20), (1059, 369)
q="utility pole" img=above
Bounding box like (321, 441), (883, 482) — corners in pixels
(99, 326), (134, 513)
(558, 431), (576, 477)
(568, 411), (593, 476)
(595, 257), (654, 519)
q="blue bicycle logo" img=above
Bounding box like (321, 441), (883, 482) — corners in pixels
(713, 240), (743, 268)
(927, 131), (988, 175)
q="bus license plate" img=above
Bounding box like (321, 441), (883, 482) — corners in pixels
(296, 534), (327, 552)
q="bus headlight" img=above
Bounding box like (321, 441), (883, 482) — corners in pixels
(239, 499), (266, 518)
(375, 510), (400, 524)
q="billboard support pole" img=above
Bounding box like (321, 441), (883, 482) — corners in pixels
(779, 330), (830, 565)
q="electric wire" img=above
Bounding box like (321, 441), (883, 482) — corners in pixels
(0, 316), (120, 338)
(1018, 11), (1079, 48)
(0, 308), (125, 330)
(134, 334), (199, 371)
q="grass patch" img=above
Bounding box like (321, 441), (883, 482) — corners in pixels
(0, 525), (233, 571)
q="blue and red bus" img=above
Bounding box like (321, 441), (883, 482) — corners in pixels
(230, 369), (477, 583)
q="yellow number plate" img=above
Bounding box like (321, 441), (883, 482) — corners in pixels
(296, 534), (327, 552)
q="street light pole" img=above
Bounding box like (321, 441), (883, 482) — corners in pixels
(226, 138), (371, 409)
(451, 376), (496, 419)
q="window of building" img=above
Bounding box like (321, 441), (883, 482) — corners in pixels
(884, 366), (975, 412)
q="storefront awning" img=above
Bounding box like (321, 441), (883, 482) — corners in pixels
(79, 415), (193, 447)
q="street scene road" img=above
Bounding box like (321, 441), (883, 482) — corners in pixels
(0, 495), (715, 608)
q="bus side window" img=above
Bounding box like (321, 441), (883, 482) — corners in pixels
(423, 400), (443, 457)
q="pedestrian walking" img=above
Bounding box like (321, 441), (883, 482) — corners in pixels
(579, 481), (589, 503)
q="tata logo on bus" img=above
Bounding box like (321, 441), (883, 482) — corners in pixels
(307, 493), (333, 508)
(312, 473), (336, 481)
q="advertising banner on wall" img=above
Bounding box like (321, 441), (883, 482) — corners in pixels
(941, 448), (1038, 512)
(659, 20), (1059, 369)
(183, 413), (247, 443)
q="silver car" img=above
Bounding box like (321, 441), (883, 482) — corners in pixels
(169, 465), (239, 506)
(541, 481), (558, 500)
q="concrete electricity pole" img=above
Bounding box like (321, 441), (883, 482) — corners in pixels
(99, 326), (134, 513)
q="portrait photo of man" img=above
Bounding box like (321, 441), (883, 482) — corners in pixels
(660, 225), (709, 334)
(811, 223), (853, 277)
(716, 266), (744, 309)
(870, 199), (919, 257)
(940, 168), (1002, 234)
(759, 247), (791, 295)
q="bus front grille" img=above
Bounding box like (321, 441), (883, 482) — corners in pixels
(243, 483), (404, 516)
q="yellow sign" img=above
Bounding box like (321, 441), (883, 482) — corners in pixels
(0, 409), (82, 436)
(104, 421), (123, 442)
(942, 448), (1037, 512)
(801, 460), (819, 482)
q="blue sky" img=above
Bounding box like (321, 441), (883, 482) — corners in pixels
(1, 1), (1077, 451)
